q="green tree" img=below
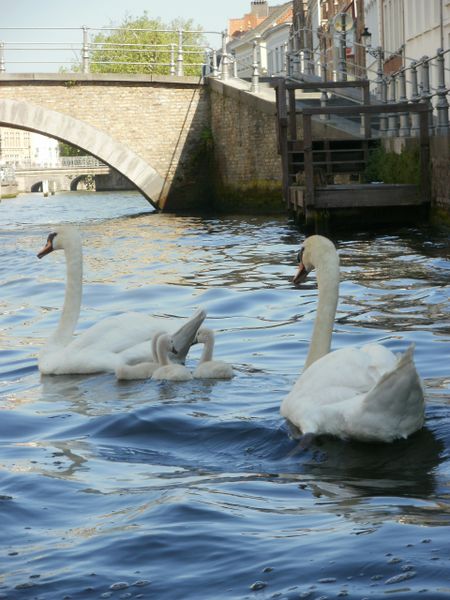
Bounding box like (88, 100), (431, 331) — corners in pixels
(58, 142), (89, 157)
(88, 12), (207, 76)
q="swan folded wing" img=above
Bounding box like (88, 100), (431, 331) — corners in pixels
(283, 345), (424, 442)
(289, 345), (396, 404)
(68, 313), (163, 354)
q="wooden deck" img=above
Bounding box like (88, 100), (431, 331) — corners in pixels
(273, 79), (432, 229)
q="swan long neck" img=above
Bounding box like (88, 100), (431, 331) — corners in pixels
(51, 241), (83, 346)
(200, 332), (214, 363)
(157, 335), (171, 367)
(304, 249), (340, 370)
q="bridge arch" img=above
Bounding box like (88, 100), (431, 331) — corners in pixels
(0, 99), (163, 207)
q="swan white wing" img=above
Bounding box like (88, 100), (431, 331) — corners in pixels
(287, 344), (397, 406)
(281, 345), (424, 442)
(67, 313), (166, 354)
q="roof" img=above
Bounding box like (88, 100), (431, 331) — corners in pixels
(227, 2), (293, 49)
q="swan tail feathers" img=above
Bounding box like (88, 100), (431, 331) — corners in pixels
(358, 344), (425, 441)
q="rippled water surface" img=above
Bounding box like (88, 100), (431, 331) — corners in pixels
(1, 191), (450, 600)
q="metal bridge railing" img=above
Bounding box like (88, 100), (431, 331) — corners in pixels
(0, 26), (227, 78)
(12, 156), (108, 170)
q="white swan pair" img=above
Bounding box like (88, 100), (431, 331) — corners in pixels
(281, 235), (425, 443)
(116, 327), (233, 382)
(36, 227), (205, 375)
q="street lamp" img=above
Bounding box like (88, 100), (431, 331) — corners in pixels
(360, 26), (372, 51)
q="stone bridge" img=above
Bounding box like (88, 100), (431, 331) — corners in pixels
(14, 163), (111, 193)
(0, 73), (211, 210)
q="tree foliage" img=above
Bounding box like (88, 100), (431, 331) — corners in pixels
(88, 12), (207, 76)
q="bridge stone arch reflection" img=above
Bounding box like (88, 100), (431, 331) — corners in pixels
(0, 98), (164, 207)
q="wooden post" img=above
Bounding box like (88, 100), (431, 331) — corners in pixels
(275, 80), (290, 206)
(288, 88), (297, 140)
(303, 113), (314, 214)
(362, 80), (371, 138)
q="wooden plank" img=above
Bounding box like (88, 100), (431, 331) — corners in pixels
(312, 184), (425, 209)
(275, 79), (289, 205)
(301, 103), (428, 117)
(288, 88), (297, 140)
(285, 81), (368, 90)
(303, 114), (314, 208)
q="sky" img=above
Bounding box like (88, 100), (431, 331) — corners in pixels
(0, 0), (252, 71)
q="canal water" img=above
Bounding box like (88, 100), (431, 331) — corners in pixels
(1, 191), (450, 600)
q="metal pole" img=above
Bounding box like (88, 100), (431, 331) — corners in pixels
(221, 30), (229, 80)
(420, 56), (434, 134)
(375, 47), (384, 101)
(379, 77), (388, 136)
(387, 75), (398, 136)
(82, 26), (90, 74)
(251, 37), (260, 93)
(435, 48), (449, 135)
(231, 50), (237, 77)
(212, 48), (219, 77)
(0, 42), (5, 73)
(283, 42), (289, 75)
(176, 29), (183, 76)
(338, 13), (347, 82)
(170, 44), (175, 76)
(398, 68), (410, 136)
(410, 60), (421, 137)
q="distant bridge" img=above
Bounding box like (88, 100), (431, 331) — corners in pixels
(13, 156), (111, 192)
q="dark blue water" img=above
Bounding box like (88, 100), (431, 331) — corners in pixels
(1, 191), (450, 600)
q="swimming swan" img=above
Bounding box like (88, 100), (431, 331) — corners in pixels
(280, 235), (425, 443)
(36, 227), (205, 375)
(115, 331), (165, 380)
(193, 328), (234, 379)
(152, 333), (193, 381)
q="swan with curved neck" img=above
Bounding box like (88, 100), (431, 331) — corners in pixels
(193, 328), (233, 379)
(152, 333), (192, 381)
(36, 227), (205, 375)
(115, 331), (165, 380)
(280, 235), (425, 443)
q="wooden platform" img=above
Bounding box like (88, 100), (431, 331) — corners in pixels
(272, 78), (432, 230)
(289, 183), (425, 210)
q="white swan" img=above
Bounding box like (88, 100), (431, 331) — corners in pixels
(152, 333), (193, 381)
(280, 235), (425, 443)
(36, 227), (205, 375)
(115, 330), (165, 380)
(193, 328), (234, 379)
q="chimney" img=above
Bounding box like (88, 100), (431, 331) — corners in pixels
(251, 1), (269, 18)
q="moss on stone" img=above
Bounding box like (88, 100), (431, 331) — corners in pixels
(212, 180), (284, 213)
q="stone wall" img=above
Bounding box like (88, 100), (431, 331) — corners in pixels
(430, 135), (450, 211)
(208, 78), (284, 212)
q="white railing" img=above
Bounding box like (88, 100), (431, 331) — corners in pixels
(12, 156), (108, 170)
(0, 26), (225, 77)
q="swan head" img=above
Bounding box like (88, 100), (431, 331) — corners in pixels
(293, 235), (338, 285)
(195, 327), (214, 345)
(37, 227), (81, 259)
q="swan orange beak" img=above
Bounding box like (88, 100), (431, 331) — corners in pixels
(37, 239), (54, 259)
(293, 263), (309, 285)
